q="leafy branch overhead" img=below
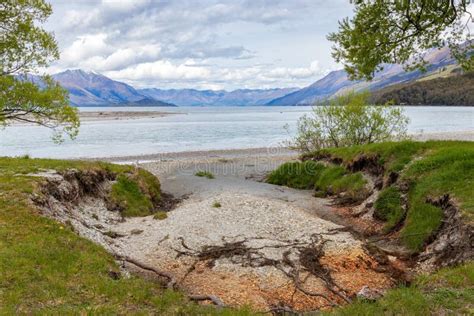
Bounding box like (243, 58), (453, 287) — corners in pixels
(328, 0), (474, 80)
(0, 0), (78, 142)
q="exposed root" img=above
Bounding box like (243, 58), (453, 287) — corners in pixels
(118, 255), (177, 289)
(173, 234), (352, 309)
(189, 294), (226, 307)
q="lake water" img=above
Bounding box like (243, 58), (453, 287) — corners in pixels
(0, 106), (473, 159)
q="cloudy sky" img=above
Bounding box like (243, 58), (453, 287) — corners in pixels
(44, 0), (355, 90)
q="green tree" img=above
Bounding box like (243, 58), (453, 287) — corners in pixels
(328, 1), (473, 80)
(288, 91), (409, 153)
(0, 0), (79, 141)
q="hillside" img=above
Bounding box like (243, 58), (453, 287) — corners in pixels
(371, 71), (474, 106)
(268, 46), (460, 105)
(39, 70), (176, 107)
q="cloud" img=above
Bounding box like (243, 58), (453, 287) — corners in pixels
(106, 60), (211, 82)
(46, 0), (352, 89)
(103, 59), (329, 90)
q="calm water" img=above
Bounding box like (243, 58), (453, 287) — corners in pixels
(0, 106), (473, 159)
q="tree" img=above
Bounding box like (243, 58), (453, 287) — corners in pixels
(0, 0), (79, 141)
(287, 91), (409, 153)
(328, 0), (474, 80)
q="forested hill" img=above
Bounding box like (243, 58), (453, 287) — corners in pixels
(371, 72), (474, 106)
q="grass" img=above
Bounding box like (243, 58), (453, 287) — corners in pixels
(267, 160), (325, 189)
(327, 261), (474, 315)
(195, 171), (215, 179)
(305, 141), (474, 251)
(0, 157), (252, 314)
(267, 161), (367, 200)
(109, 168), (162, 217)
(213, 201), (222, 208)
(374, 187), (405, 232)
(109, 175), (153, 217)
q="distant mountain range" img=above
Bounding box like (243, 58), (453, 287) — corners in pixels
(30, 46), (467, 107)
(138, 87), (298, 106)
(268, 46), (459, 105)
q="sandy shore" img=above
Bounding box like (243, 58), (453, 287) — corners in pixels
(78, 110), (178, 121)
(100, 130), (473, 164)
(411, 130), (474, 142)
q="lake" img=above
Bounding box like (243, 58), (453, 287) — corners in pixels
(0, 106), (473, 159)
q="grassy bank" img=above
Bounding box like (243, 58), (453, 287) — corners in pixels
(271, 140), (474, 251)
(268, 140), (474, 314)
(267, 160), (368, 202)
(0, 157), (249, 314)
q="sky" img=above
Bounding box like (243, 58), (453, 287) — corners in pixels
(44, 0), (355, 90)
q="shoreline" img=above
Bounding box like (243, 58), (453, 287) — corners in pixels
(97, 130), (473, 163)
(99, 147), (298, 163)
(78, 110), (178, 121)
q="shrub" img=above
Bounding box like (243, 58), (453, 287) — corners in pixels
(212, 201), (222, 208)
(195, 171), (215, 179)
(288, 91), (409, 153)
(374, 187), (405, 232)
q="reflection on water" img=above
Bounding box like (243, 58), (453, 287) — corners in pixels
(0, 106), (473, 158)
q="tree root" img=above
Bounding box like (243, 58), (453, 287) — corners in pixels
(117, 255), (177, 289)
(115, 255), (226, 307)
(189, 294), (225, 307)
(173, 233), (352, 310)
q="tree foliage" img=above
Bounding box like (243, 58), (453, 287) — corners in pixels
(288, 92), (409, 153)
(328, 0), (474, 80)
(0, 0), (78, 141)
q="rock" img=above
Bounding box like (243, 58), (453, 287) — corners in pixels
(131, 229), (144, 235)
(357, 286), (382, 301)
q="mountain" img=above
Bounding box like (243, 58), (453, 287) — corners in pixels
(46, 69), (296, 106)
(267, 70), (350, 106)
(268, 46), (459, 105)
(51, 69), (176, 107)
(138, 87), (298, 106)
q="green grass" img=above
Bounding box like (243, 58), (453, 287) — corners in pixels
(213, 201), (222, 208)
(0, 157), (252, 314)
(374, 187), (405, 232)
(108, 168), (161, 217)
(267, 160), (325, 189)
(267, 161), (368, 201)
(305, 141), (474, 251)
(327, 261), (474, 315)
(195, 171), (215, 179)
